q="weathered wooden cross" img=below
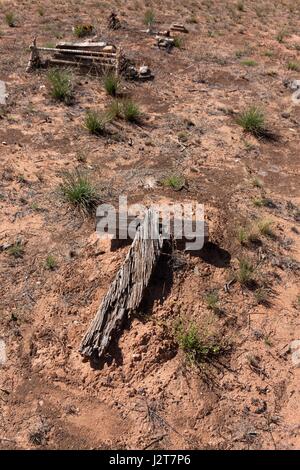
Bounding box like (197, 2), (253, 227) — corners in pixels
(80, 208), (208, 360)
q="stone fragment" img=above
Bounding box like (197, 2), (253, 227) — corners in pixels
(0, 338), (6, 366)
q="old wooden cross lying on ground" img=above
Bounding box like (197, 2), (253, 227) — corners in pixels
(80, 208), (208, 360)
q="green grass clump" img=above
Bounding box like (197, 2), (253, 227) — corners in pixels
(103, 72), (120, 97)
(106, 100), (121, 120)
(119, 99), (141, 122)
(257, 219), (274, 237)
(47, 69), (73, 104)
(73, 24), (93, 38)
(161, 175), (185, 191)
(236, 106), (266, 137)
(276, 29), (288, 43)
(176, 322), (222, 363)
(45, 254), (57, 270)
(237, 227), (248, 245)
(84, 110), (110, 135)
(8, 242), (24, 258)
(237, 226), (260, 245)
(173, 36), (184, 48)
(241, 59), (257, 67)
(144, 9), (155, 26)
(178, 131), (188, 142)
(252, 177), (263, 188)
(187, 15), (198, 24)
(264, 50), (274, 57)
(254, 287), (270, 306)
(235, 49), (247, 58)
(253, 197), (268, 207)
(205, 290), (220, 313)
(287, 61), (300, 72)
(59, 170), (99, 214)
(5, 12), (16, 27)
(236, 258), (255, 286)
(236, 1), (245, 12)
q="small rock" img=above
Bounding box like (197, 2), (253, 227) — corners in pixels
(289, 339), (300, 352)
(194, 266), (200, 275)
(0, 338), (6, 366)
(139, 65), (150, 75)
(0, 242), (12, 251)
(0, 80), (7, 105)
(291, 349), (300, 368)
(281, 112), (290, 119)
(103, 45), (115, 52)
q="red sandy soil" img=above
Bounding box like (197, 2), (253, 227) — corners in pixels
(0, 0), (299, 450)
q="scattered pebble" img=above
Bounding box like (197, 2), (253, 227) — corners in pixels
(0, 80), (7, 105)
(291, 350), (300, 368)
(0, 338), (7, 366)
(289, 340), (300, 352)
(289, 340), (300, 367)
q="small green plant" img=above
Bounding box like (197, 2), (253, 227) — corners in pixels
(8, 242), (24, 259)
(45, 254), (57, 270)
(205, 290), (219, 312)
(144, 9), (155, 26)
(119, 99), (141, 122)
(173, 36), (184, 48)
(73, 24), (93, 38)
(237, 226), (260, 245)
(84, 110), (109, 135)
(241, 59), (257, 67)
(253, 197), (267, 207)
(243, 139), (255, 151)
(178, 131), (188, 142)
(103, 72), (120, 97)
(5, 12), (16, 27)
(264, 50), (274, 57)
(236, 106), (266, 137)
(187, 15), (198, 24)
(76, 151), (87, 163)
(252, 177), (263, 188)
(264, 335), (273, 347)
(265, 70), (277, 77)
(175, 322), (222, 363)
(161, 175), (185, 191)
(235, 49), (247, 58)
(106, 100), (121, 120)
(37, 7), (44, 16)
(276, 29), (288, 43)
(237, 227), (248, 245)
(47, 69), (73, 103)
(59, 170), (99, 214)
(257, 219), (274, 237)
(236, 258), (255, 286)
(247, 227), (260, 244)
(287, 61), (300, 72)
(254, 287), (269, 306)
(236, 1), (245, 12)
